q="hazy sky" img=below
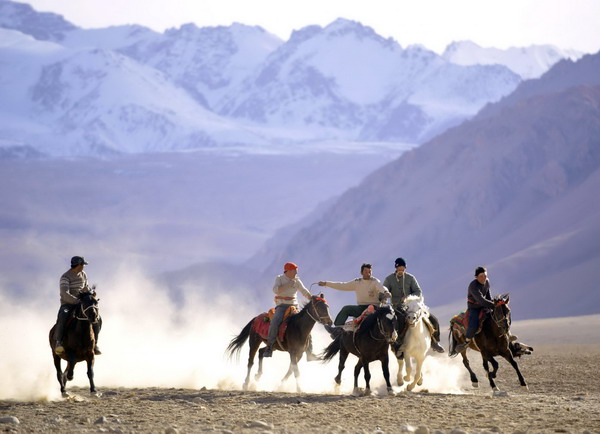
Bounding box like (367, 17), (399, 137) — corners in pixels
(17, 0), (600, 54)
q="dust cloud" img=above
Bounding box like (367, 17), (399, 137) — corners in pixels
(0, 266), (469, 400)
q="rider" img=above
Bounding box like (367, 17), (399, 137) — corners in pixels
(263, 262), (318, 360)
(383, 257), (444, 353)
(453, 266), (495, 353)
(318, 263), (391, 337)
(53, 256), (102, 356)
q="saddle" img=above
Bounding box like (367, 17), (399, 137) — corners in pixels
(449, 309), (486, 338)
(252, 305), (298, 341)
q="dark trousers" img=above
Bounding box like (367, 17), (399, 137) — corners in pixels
(54, 303), (77, 342)
(465, 307), (482, 339)
(334, 304), (370, 326)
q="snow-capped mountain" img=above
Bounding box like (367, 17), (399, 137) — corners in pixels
(443, 40), (583, 79)
(0, 1), (581, 157)
(218, 19), (521, 143)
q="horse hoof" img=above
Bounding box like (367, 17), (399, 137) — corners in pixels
(522, 385), (529, 391)
(386, 387), (395, 396)
(417, 379), (423, 386)
(363, 388), (372, 396)
(61, 392), (70, 398)
(403, 375), (410, 382)
(397, 378), (404, 387)
(407, 384), (415, 392)
(91, 391), (102, 398)
(352, 387), (363, 397)
(472, 382), (479, 388)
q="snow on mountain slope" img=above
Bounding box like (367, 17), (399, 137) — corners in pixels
(120, 23), (283, 108)
(443, 40), (583, 79)
(219, 19), (521, 143)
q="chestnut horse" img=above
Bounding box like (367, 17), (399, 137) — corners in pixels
(449, 294), (528, 391)
(226, 294), (333, 392)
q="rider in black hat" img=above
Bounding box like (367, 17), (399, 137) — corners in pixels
(383, 257), (445, 353)
(53, 256), (102, 355)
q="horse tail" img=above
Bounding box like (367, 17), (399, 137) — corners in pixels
(321, 335), (342, 363)
(226, 319), (254, 361)
(448, 326), (457, 358)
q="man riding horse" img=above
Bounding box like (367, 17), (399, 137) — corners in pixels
(383, 257), (444, 353)
(263, 262), (319, 360)
(453, 266), (517, 354)
(318, 263), (391, 337)
(53, 256), (102, 356)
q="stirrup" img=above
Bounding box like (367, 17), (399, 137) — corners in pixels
(431, 340), (445, 353)
(263, 346), (273, 357)
(94, 346), (102, 355)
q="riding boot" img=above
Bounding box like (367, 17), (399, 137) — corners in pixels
(92, 322), (102, 355)
(324, 324), (343, 339)
(454, 338), (471, 354)
(428, 313), (445, 353)
(263, 344), (274, 357)
(395, 322), (409, 356)
(53, 319), (65, 355)
(305, 335), (320, 361)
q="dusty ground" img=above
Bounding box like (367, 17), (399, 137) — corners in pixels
(1, 344), (599, 433)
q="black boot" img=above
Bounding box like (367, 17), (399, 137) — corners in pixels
(324, 324), (343, 339)
(428, 313), (445, 353)
(454, 338), (471, 354)
(263, 345), (274, 357)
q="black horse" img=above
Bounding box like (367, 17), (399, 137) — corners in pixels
(49, 291), (100, 396)
(226, 294), (333, 392)
(321, 305), (398, 396)
(449, 294), (528, 391)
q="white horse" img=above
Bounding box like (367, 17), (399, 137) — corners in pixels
(396, 295), (431, 391)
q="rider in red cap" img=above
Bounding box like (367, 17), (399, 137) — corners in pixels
(263, 262), (318, 360)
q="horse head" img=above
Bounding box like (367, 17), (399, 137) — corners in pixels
(491, 294), (511, 335)
(360, 305), (398, 343)
(403, 295), (427, 328)
(307, 293), (333, 326)
(78, 291), (100, 324)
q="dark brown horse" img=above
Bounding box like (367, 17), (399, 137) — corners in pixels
(321, 305), (398, 396)
(449, 294), (528, 392)
(226, 294), (333, 392)
(49, 291), (100, 396)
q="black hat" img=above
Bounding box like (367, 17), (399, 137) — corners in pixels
(71, 256), (89, 267)
(394, 257), (406, 268)
(475, 266), (487, 276)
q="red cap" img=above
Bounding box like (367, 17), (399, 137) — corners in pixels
(284, 262), (298, 271)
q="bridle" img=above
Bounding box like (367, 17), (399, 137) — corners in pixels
(76, 295), (99, 324)
(305, 297), (332, 325)
(490, 301), (510, 335)
(370, 310), (398, 343)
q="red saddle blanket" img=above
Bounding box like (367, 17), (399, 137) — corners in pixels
(450, 309), (486, 335)
(252, 305), (298, 341)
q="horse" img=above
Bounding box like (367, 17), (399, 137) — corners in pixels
(226, 294), (333, 392)
(321, 305), (398, 396)
(394, 295), (431, 391)
(48, 291), (100, 396)
(449, 294), (528, 392)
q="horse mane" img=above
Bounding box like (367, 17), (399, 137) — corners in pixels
(356, 306), (393, 336)
(403, 295), (428, 315)
(286, 297), (316, 327)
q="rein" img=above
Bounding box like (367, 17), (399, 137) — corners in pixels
(305, 299), (330, 324)
(76, 302), (99, 323)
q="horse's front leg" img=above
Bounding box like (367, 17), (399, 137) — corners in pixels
(407, 355), (423, 391)
(86, 357), (97, 394)
(403, 354), (413, 383)
(65, 355), (76, 382)
(396, 355), (405, 387)
(53, 355), (66, 395)
(283, 353), (302, 393)
(362, 361), (372, 396)
(482, 357), (498, 391)
(352, 360), (364, 396)
(460, 352), (478, 388)
(381, 353), (394, 395)
(502, 351), (528, 390)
